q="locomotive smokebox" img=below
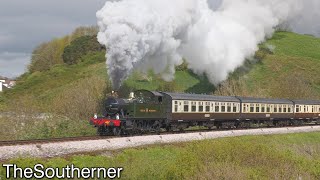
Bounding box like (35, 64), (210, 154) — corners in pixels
(104, 97), (128, 116)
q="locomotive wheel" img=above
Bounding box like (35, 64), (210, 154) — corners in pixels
(133, 121), (143, 135)
(97, 126), (108, 136)
(153, 121), (161, 135)
(113, 127), (121, 136)
(155, 124), (161, 135)
(165, 125), (172, 132)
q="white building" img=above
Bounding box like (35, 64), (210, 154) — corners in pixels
(0, 79), (15, 92)
(0, 80), (4, 92)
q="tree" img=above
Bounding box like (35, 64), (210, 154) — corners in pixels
(68, 26), (99, 43)
(28, 26), (100, 72)
(28, 37), (68, 72)
(62, 35), (105, 65)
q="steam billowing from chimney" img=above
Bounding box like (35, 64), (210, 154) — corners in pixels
(97, 0), (320, 90)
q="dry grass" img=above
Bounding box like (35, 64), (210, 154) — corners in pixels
(0, 76), (109, 140)
(51, 76), (110, 119)
(214, 77), (267, 97)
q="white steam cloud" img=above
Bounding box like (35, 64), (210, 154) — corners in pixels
(97, 0), (320, 89)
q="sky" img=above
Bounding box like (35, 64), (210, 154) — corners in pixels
(0, 0), (106, 78)
(0, 0), (224, 78)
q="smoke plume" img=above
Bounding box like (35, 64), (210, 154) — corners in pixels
(97, 0), (320, 89)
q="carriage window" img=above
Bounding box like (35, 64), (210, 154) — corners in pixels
(261, 105), (265, 113)
(296, 105), (300, 113)
(279, 105), (282, 113)
(215, 103), (220, 112)
(256, 104), (260, 113)
(243, 104), (246, 113)
(233, 104), (237, 112)
(174, 101), (178, 112)
(274, 105), (278, 113)
(191, 101), (197, 112)
(184, 101), (189, 112)
(288, 106), (291, 113)
(205, 102), (210, 112)
(199, 102), (204, 112)
(227, 103), (232, 112)
(304, 106), (306, 112)
(283, 105), (287, 113)
(267, 105), (271, 113)
(250, 104), (254, 112)
(221, 103), (226, 112)
(211, 102), (215, 112)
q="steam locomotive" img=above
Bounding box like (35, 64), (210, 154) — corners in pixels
(90, 90), (320, 136)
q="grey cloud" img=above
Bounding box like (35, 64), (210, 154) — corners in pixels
(0, 52), (30, 78)
(0, 0), (107, 77)
(207, 0), (222, 10)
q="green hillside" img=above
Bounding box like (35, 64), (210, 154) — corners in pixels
(0, 30), (319, 140)
(216, 31), (320, 99)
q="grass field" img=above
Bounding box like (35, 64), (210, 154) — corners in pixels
(1, 132), (320, 179)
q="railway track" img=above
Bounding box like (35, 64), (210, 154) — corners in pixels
(0, 124), (318, 147)
(0, 136), (113, 147)
(1, 125), (320, 160)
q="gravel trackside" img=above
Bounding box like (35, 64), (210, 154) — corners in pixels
(1, 126), (320, 160)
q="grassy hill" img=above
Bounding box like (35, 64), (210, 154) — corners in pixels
(216, 31), (320, 99)
(0, 31), (319, 140)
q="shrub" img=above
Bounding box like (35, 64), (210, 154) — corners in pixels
(28, 37), (68, 72)
(51, 76), (110, 119)
(62, 36), (105, 65)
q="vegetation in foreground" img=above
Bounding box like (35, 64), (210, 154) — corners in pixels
(1, 132), (320, 179)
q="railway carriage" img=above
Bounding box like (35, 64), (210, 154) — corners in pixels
(292, 100), (320, 124)
(238, 97), (294, 126)
(162, 92), (241, 129)
(90, 89), (320, 135)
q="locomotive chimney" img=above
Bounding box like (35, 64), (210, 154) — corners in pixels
(111, 90), (119, 98)
(129, 92), (135, 99)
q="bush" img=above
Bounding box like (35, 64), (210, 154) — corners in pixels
(176, 59), (188, 71)
(62, 36), (105, 65)
(28, 37), (68, 72)
(51, 76), (111, 119)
